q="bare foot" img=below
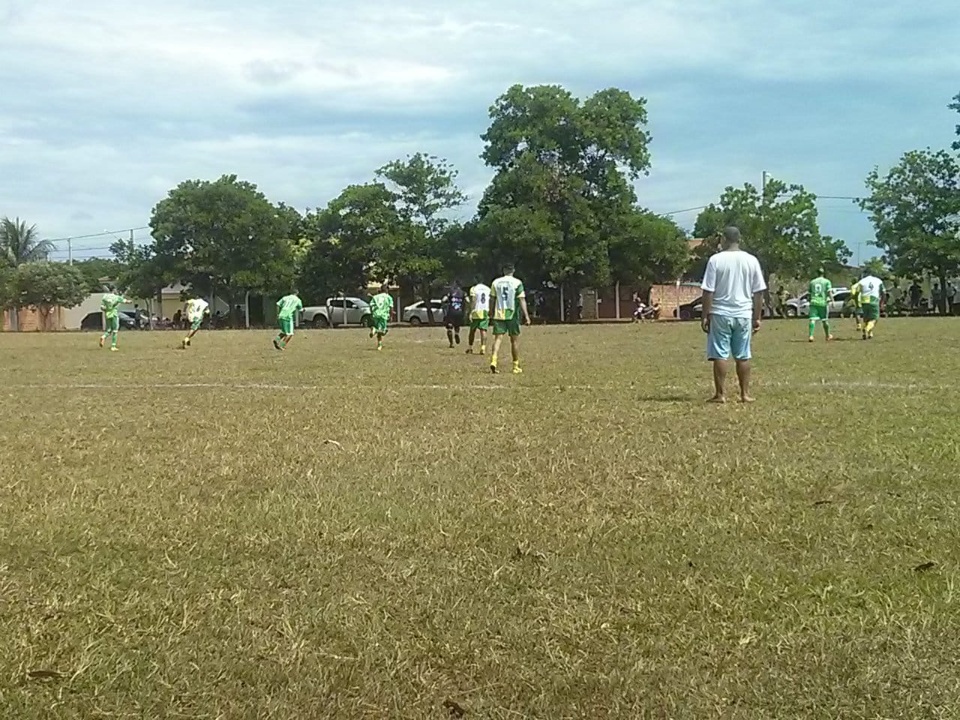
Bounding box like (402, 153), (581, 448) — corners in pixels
(740, 395), (756, 404)
(708, 395), (726, 404)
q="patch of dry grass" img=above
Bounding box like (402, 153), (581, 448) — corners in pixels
(2, 319), (960, 718)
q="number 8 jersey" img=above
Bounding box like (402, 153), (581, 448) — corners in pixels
(469, 283), (491, 320)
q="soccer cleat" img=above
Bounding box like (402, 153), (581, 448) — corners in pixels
(479, 347), (485, 356)
(827, 335), (834, 341)
(273, 339), (281, 351)
(512, 365), (523, 375)
(377, 344), (383, 351)
(808, 337), (814, 343)
(465, 348), (473, 354)
(455, 334), (461, 345)
(110, 347), (118, 352)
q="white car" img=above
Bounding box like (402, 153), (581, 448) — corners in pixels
(302, 297), (372, 328)
(785, 287), (851, 317)
(402, 299), (446, 325)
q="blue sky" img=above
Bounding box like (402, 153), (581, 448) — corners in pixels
(2, 0), (958, 265)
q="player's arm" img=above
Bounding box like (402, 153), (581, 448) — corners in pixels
(519, 293), (531, 325)
(751, 259), (767, 330)
(700, 257), (717, 331)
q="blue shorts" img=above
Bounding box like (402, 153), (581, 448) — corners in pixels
(707, 315), (753, 361)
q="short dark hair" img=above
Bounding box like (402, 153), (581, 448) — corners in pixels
(380, 283), (390, 293)
(722, 226), (741, 246)
(502, 263), (515, 274)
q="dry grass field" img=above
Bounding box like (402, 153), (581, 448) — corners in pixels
(2, 318), (960, 719)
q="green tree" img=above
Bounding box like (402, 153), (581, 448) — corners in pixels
(299, 183), (404, 306)
(608, 210), (690, 286)
(74, 257), (123, 292)
(149, 175), (293, 325)
(11, 261), (87, 331)
(1, 217), (55, 330)
(477, 85), (653, 315)
(861, 256), (890, 280)
(693, 180), (849, 284)
(376, 153), (467, 316)
(861, 148), (960, 313)
(0, 217), (53, 268)
(951, 92), (960, 151)
(110, 239), (171, 324)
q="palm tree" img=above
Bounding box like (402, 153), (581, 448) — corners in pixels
(1, 217), (53, 330)
(0, 217), (52, 268)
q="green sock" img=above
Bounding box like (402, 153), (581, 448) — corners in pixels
(808, 320), (816, 338)
(823, 321), (831, 337)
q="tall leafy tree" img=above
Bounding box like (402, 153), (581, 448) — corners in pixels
(477, 85), (653, 310)
(861, 148), (960, 312)
(11, 261), (87, 330)
(376, 153), (467, 312)
(299, 183), (404, 303)
(0, 217), (53, 268)
(74, 257), (123, 292)
(149, 175), (293, 325)
(950, 92), (960, 151)
(110, 239), (171, 323)
(693, 180), (848, 284)
(0, 217), (55, 330)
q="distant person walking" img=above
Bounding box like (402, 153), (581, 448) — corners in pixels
(807, 268), (834, 342)
(700, 227), (766, 403)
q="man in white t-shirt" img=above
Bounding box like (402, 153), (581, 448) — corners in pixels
(700, 227), (767, 403)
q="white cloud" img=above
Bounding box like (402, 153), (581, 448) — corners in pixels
(1, 0), (958, 249)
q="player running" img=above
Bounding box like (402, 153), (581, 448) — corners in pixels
(853, 272), (884, 340)
(99, 290), (128, 351)
(466, 278), (491, 355)
(807, 268), (833, 342)
(181, 297), (210, 349)
(442, 282), (467, 348)
(489, 264), (531, 374)
(368, 284), (393, 351)
(273, 291), (303, 351)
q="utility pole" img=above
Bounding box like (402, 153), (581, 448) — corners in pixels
(67, 238), (73, 265)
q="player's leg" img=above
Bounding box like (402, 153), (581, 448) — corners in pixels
(490, 321), (505, 372)
(479, 323), (487, 355)
(731, 318), (754, 403)
(822, 308), (832, 340)
(864, 306), (877, 338)
(706, 316), (731, 402)
(274, 317), (289, 349)
(109, 316), (120, 350)
(808, 310), (817, 341)
(509, 319), (522, 373)
(453, 314), (462, 345)
(376, 317), (387, 349)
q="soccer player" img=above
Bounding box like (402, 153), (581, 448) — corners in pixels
(853, 271), (884, 340)
(807, 268), (833, 342)
(489, 264), (531, 374)
(442, 282), (467, 348)
(369, 284), (393, 351)
(181, 297), (210, 349)
(99, 290), (127, 351)
(466, 278), (491, 355)
(273, 291), (303, 351)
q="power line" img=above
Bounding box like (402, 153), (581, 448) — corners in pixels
(42, 226), (151, 245)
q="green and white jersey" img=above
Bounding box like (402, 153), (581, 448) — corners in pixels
(100, 293), (126, 318)
(369, 292), (393, 320)
(858, 275), (884, 306)
(185, 298), (209, 322)
(809, 276), (832, 307)
(276, 294), (303, 320)
(491, 275), (525, 321)
(469, 283), (491, 320)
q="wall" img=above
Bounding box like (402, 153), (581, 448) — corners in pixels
(2, 307), (64, 331)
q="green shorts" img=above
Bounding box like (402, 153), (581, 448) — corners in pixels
(372, 316), (389, 335)
(861, 303), (879, 321)
(190, 317), (203, 331)
(104, 315), (120, 333)
(809, 304), (829, 321)
(278, 316), (295, 335)
(493, 317), (521, 337)
(470, 316), (489, 331)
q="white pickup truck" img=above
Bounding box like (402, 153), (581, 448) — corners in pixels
(301, 296), (372, 328)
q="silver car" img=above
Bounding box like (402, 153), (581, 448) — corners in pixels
(402, 299), (446, 325)
(302, 297), (372, 328)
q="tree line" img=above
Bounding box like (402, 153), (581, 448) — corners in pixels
(3, 85), (960, 325)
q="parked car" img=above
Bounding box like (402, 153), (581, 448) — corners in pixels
(80, 311), (138, 331)
(402, 299), (446, 325)
(785, 287), (851, 317)
(674, 297), (703, 321)
(301, 297), (372, 328)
